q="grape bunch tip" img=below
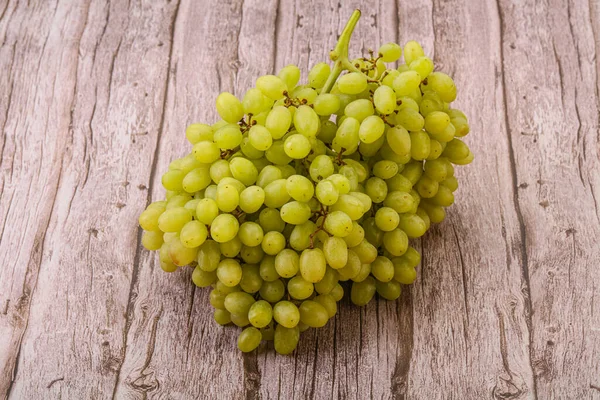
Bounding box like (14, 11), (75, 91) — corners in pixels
(138, 8), (473, 354)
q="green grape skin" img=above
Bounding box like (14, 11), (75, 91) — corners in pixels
(393, 70), (421, 97)
(274, 249), (300, 278)
(283, 134), (312, 159)
(142, 230), (164, 251)
(248, 300), (273, 328)
(161, 169), (185, 192)
(261, 231), (286, 255)
(186, 123), (213, 144)
(266, 140), (293, 166)
(210, 289), (227, 309)
(218, 237), (241, 259)
(273, 301), (300, 328)
(316, 180), (339, 206)
(229, 157), (258, 186)
(424, 111), (451, 135)
(160, 259), (178, 273)
(379, 42), (402, 62)
(423, 72), (457, 102)
(373, 85), (397, 115)
(442, 138), (470, 162)
(344, 99), (374, 122)
(217, 259), (243, 287)
(210, 213), (239, 243)
(393, 257), (418, 284)
(240, 245), (264, 264)
(358, 115), (385, 144)
(397, 108), (425, 131)
(323, 210), (353, 237)
(371, 256), (395, 282)
(289, 220), (317, 251)
(398, 213), (427, 238)
(343, 222), (365, 248)
(265, 106), (292, 139)
(322, 236), (348, 269)
(214, 309), (232, 326)
(292, 86), (318, 104)
(401, 161), (424, 185)
(403, 40), (425, 65)
(166, 194), (193, 210)
(429, 185), (455, 207)
(259, 207), (285, 232)
(286, 175), (315, 202)
(209, 159), (232, 184)
(337, 249), (362, 281)
(424, 158), (450, 182)
(214, 124), (243, 150)
(318, 119), (338, 143)
(365, 177), (388, 204)
(330, 194), (365, 221)
(339, 165), (359, 191)
(264, 179), (291, 208)
(382, 228), (409, 256)
(348, 192), (372, 213)
(299, 248), (327, 283)
(238, 327), (262, 353)
(241, 136), (265, 160)
(231, 313), (251, 328)
(192, 266), (217, 287)
(308, 62), (330, 88)
(416, 207), (431, 231)
(256, 75), (287, 100)
(429, 123), (455, 143)
(440, 176), (459, 192)
(314, 267), (339, 294)
(236, 221), (263, 247)
(314, 94), (340, 116)
(352, 262), (371, 283)
(239, 264), (263, 293)
(294, 105), (320, 137)
(216, 92), (244, 123)
(224, 291), (255, 315)
(257, 165), (283, 188)
(278, 164), (297, 179)
(259, 256), (280, 282)
(239, 185), (265, 214)
(415, 175), (439, 198)
(314, 294), (337, 318)
(242, 88), (272, 115)
(180, 220), (208, 248)
(197, 240), (221, 271)
(299, 300), (329, 328)
(359, 135), (385, 157)
(351, 276), (377, 306)
(287, 276), (315, 300)
(386, 174), (413, 193)
(338, 72), (368, 94)
(158, 207), (192, 233)
(309, 155), (335, 182)
(192, 141), (220, 165)
(375, 207), (400, 232)
(373, 160), (399, 180)
(330, 283), (344, 302)
(184, 199), (200, 219)
(278, 64), (301, 89)
(386, 126), (411, 156)
(376, 280), (402, 300)
(420, 201), (446, 223)
(351, 240), (378, 264)
(274, 325), (300, 355)
(139, 207), (163, 231)
(409, 56), (434, 79)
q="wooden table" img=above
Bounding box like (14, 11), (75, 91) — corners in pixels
(1, 0), (599, 399)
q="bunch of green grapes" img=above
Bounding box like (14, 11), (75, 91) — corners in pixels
(138, 10), (472, 354)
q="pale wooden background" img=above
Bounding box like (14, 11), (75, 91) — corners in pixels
(0, 0), (599, 399)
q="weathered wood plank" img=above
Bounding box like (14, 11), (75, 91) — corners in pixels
(498, 0), (600, 397)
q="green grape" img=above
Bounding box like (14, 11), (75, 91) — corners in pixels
(293, 105), (320, 137)
(379, 42), (402, 62)
(343, 221), (365, 248)
(330, 194), (365, 220)
(386, 174), (413, 193)
(419, 91), (444, 117)
(398, 213), (427, 238)
(337, 249), (362, 281)
(139, 208), (163, 231)
(239, 185), (265, 213)
(314, 294), (337, 318)
(184, 199), (200, 219)
(286, 175), (314, 202)
(358, 135), (385, 157)
(274, 325), (300, 355)
(386, 125), (411, 156)
(265, 140), (293, 165)
(209, 159), (232, 183)
(451, 117), (470, 137)
(240, 245), (264, 264)
(278, 64), (301, 89)
(220, 236), (242, 257)
(440, 176), (459, 192)
(261, 231), (286, 255)
(299, 300), (329, 328)
(376, 280), (402, 300)
(314, 94), (340, 115)
(403, 40), (425, 65)
(229, 157), (258, 186)
(243, 88), (272, 115)
(322, 236), (348, 269)
(249, 300), (273, 328)
(344, 99), (374, 122)
(161, 169), (185, 192)
(323, 210), (353, 237)
(308, 62), (330, 88)
(166, 194), (192, 209)
(383, 229), (408, 256)
(239, 264), (263, 293)
(409, 190), (422, 214)
(210, 289), (227, 309)
(382, 191), (413, 214)
(238, 327), (262, 353)
(216, 92), (244, 123)
(259, 256), (279, 282)
(241, 136), (265, 160)
(424, 111), (450, 135)
(442, 138), (470, 162)
(317, 120), (338, 144)
(373, 85), (397, 114)
(194, 198), (218, 225)
(358, 115), (385, 143)
(333, 117), (360, 153)
(416, 207), (431, 231)
(409, 55), (434, 79)
(452, 151), (474, 165)
(264, 179), (291, 208)
(224, 291), (255, 316)
(393, 258), (417, 284)
(397, 108), (425, 131)
(292, 87), (318, 105)
(280, 201), (312, 225)
(277, 164), (296, 179)
(246, 126), (272, 152)
(287, 276), (314, 300)
(381, 69), (400, 87)
(168, 237), (197, 266)
(365, 177), (388, 203)
(212, 119), (229, 131)
(401, 161), (424, 185)
(309, 155), (335, 182)
(197, 240), (221, 271)
(339, 165), (359, 191)
(273, 249), (299, 278)
(374, 207), (400, 232)
(186, 123), (213, 144)
(238, 221), (264, 247)
(351, 240), (378, 264)
(214, 124), (243, 150)
(351, 276), (377, 306)
(273, 301), (300, 328)
(371, 256), (394, 282)
(416, 175), (439, 198)
(429, 122), (455, 143)
(256, 165), (283, 188)
(259, 208), (285, 232)
(231, 313), (251, 327)
(327, 174), (351, 194)
(284, 133), (312, 159)
(215, 183), (239, 212)
(348, 192), (372, 212)
(158, 207), (192, 233)
(142, 230), (164, 251)
(380, 142), (411, 164)
(217, 259), (243, 287)
(256, 75), (287, 100)
(393, 70), (421, 97)
(314, 267), (339, 294)
(192, 141), (220, 164)
(289, 220), (317, 251)
(214, 309), (232, 325)
(338, 72), (368, 94)
(210, 214), (239, 243)
(180, 220), (208, 248)
(426, 139), (443, 160)
(419, 201), (446, 223)
(316, 180), (339, 206)
(352, 262), (371, 283)
(330, 283), (344, 302)
(265, 106), (292, 139)
(423, 71), (457, 102)
(260, 279), (286, 302)
(429, 184), (455, 206)
(299, 248), (327, 282)
(373, 160), (399, 180)
(160, 259), (178, 273)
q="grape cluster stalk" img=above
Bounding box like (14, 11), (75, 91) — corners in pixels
(138, 10), (473, 354)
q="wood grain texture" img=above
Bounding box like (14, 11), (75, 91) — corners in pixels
(0, 0), (598, 399)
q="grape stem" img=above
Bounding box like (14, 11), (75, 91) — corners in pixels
(321, 9), (362, 94)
